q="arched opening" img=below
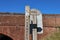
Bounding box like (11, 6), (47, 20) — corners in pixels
(0, 33), (13, 40)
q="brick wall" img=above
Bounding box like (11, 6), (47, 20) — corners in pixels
(0, 14), (60, 40)
(43, 14), (60, 27)
(0, 15), (25, 40)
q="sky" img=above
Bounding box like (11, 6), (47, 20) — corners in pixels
(0, 0), (60, 14)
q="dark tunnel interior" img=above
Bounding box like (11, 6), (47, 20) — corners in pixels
(0, 33), (13, 40)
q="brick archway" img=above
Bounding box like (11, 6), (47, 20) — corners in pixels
(0, 33), (13, 40)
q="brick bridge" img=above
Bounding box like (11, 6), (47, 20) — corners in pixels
(0, 13), (60, 40)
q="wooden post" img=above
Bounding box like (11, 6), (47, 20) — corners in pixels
(32, 29), (37, 40)
(30, 9), (37, 40)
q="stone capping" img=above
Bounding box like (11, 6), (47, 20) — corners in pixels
(0, 12), (25, 15)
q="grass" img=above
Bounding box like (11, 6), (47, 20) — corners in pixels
(44, 28), (60, 40)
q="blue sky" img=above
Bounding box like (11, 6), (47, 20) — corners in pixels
(0, 0), (60, 14)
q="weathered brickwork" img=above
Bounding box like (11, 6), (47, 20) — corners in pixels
(0, 14), (25, 40)
(43, 14), (60, 27)
(0, 13), (59, 40)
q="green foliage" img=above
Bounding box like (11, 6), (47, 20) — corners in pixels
(44, 29), (60, 40)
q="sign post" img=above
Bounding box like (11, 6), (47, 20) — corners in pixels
(25, 6), (43, 40)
